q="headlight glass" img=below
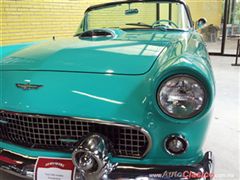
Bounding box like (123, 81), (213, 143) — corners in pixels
(157, 75), (206, 119)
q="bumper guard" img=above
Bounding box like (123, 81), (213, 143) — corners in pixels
(0, 149), (214, 180)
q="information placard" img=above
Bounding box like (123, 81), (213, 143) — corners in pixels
(34, 157), (75, 180)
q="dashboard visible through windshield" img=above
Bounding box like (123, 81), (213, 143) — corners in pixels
(78, 1), (192, 33)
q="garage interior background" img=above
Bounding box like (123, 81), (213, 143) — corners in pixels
(1, 0), (239, 56)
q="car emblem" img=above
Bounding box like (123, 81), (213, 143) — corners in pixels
(16, 83), (43, 90)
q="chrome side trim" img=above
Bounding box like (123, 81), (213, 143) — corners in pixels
(0, 110), (152, 159)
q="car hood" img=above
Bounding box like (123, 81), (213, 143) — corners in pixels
(1, 30), (190, 75)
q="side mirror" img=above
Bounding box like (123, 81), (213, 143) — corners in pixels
(196, 18), (207, 30)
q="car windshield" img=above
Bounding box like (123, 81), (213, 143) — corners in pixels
(79, 1), (192, 33)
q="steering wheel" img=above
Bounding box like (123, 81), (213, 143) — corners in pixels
(152, 20), (179, 29)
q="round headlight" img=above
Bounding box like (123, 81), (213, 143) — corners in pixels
(157, 74), (206, 119)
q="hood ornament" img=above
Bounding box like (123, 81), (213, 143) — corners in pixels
(16, 83), (43, 90)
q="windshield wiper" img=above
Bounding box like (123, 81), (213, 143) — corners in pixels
(159, 28), (187, 32)
(125, 22), (152, 28)
(154, 25), (186, 32)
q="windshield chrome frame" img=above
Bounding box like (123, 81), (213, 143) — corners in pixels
(82, 0), (194, 32)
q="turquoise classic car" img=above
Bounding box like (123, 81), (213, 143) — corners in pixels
(0, 0), (215, 179)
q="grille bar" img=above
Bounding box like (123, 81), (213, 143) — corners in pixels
(0, 110), (151, 159)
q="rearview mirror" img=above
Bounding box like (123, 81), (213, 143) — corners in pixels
(196, 18), (207, 30)
(125, 8), (139, 15)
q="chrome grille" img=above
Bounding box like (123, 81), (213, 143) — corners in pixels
(0, 110), (150, 158)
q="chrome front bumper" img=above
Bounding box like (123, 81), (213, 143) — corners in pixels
(0, 149), (214, 180)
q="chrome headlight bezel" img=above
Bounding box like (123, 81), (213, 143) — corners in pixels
(157, 74), (207, 119)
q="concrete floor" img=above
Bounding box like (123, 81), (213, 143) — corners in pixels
(0, 56), (239, 180)
(203, 56), (240, 180)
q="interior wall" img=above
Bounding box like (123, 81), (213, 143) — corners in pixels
(187, 0), (223, 26)
(0, 0), (223, 45)
(0, 0), (109, 45)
